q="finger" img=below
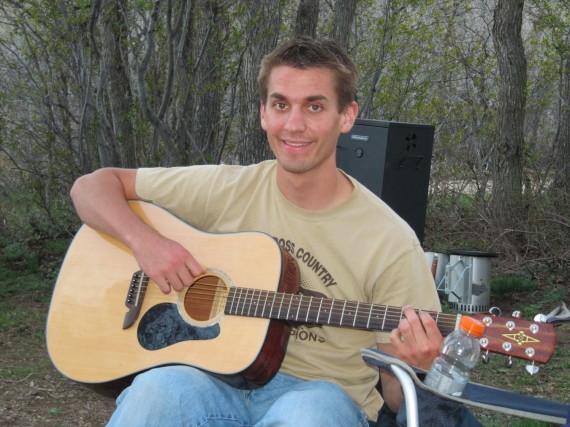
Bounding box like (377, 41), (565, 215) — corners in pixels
(175, 265), (197, 289)
(166, 275), (185, 292)
(397, 306), (417, 339)
(186, 257), (205, 278)
(390, 328), (406, 346)
(419, 310), (442, 338)
(418, 311), (444, 357)
(156, 277), (173, 294)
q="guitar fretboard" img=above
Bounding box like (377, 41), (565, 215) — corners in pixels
(225, 287), (459, 335)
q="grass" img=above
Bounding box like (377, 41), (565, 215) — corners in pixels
(0, 237), (69, 381)
(0, 235), (568, 426)
(492, 275), (537, 295)
(467, 274), (570, 426)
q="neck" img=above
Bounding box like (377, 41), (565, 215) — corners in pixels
(276, 167), (353, 211)
(225, 287), (460, 335)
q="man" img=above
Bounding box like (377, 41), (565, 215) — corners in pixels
(70, 37), (442, 426)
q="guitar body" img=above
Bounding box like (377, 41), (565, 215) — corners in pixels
(46, 201), (299, 396)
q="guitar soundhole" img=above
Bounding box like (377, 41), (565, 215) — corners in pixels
(179, 273), (229, 326)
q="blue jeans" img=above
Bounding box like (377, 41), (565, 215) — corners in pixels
(107, 366), (369, 426)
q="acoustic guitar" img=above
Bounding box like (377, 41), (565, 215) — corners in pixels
(46, 201), (557, 397)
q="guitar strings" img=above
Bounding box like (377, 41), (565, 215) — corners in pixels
(135, 278), (544, 361)
(151, 281), (461, 333)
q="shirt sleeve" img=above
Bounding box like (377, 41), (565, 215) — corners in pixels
(372, 243), (440, 344)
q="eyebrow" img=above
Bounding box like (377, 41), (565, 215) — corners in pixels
(269, 92), (329, 103)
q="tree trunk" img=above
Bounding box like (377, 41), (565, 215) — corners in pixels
(294, 0), (319, 38)
(100, 0), (136, 167)
(552, 44), (570, 193)
(182, 0), (228, 165)
(237, 0), (282, 165)
(359, 0), (392, 118)
(491, 0), (527, 235)
(329, 0), (358, 48)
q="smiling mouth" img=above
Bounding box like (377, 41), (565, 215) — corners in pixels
(284, 140), (309, 147)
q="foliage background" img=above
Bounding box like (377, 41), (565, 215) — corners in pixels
(0, 2), (569, 425)
(1, 0), (569, 269)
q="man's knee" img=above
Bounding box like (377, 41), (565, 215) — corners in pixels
(118, 366), (210, 404)
(265, 380), (367, 426)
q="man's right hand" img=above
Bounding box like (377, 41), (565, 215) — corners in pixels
(130, 229), (204, 293)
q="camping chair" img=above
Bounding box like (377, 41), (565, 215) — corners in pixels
(363, 349), (569, 427)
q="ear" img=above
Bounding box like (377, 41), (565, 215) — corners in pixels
(260, 101), (268, 131)
(340, 101), (358, 134)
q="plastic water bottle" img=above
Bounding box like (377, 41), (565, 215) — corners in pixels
(424, 315), (486, 396)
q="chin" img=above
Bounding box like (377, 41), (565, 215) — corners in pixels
(277, 161), (312, 175)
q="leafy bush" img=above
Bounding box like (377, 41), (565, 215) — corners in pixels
(491, 275), (537, 295)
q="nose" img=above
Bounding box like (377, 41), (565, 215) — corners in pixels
(284, 107), (306, 133)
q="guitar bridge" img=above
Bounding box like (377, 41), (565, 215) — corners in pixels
(123, 270), (149, 329)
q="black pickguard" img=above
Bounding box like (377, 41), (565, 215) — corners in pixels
(137, 303), (220, 350)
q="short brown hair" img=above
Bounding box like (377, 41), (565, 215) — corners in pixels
(258, 37), (357, 112)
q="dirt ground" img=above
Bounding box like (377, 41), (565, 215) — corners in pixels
(0, 298), (115, 427)
(1, 297), (569, 426)
(0, 372), (114, 426)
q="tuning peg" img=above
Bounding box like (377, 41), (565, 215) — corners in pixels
(526, 362), (540, 375)
(481, 350), (490, 364)
(489, 306), (502, 316)
(512, 310), (522, 319)
(505, 356), (513, 368)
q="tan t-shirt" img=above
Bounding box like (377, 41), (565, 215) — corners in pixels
(136, 160), (440, 421)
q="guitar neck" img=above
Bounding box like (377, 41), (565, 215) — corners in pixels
(225, 287), (459, 335)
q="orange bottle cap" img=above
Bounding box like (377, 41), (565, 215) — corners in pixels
(459, 316), (486, 337)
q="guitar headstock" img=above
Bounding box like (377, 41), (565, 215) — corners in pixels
(470, 313), (557, 367)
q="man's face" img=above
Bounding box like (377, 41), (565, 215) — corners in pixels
(260, 65), (357, 177)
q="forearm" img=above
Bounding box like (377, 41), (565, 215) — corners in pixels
(379, 371), (404, 413)
(70, 167), (204, 292)
(376, 306), (443, 413)
(70, 168), (152, 248)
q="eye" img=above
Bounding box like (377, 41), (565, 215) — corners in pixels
(274, 102), (288, 110)
(308, 104), (322, 112)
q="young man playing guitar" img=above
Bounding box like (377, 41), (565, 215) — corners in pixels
(70, 37), (447, 426)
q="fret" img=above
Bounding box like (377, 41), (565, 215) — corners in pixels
(248, 289), (254, 316)
(353, 302), (360, 327)
(328, 299), (335, 324)
(239, 288), (246, 316)
(381, 306), (388, 330)
(305, 296), (313, 323)
(241, 288), (249, 315)
(294, 295), (302, 321)
(251, 289), (260, 317)
(240, 288), (247, 315)
(231, 288), (241, 315)
(277, 293), (285, 319)
(339, 300), (347, 325)
(261, 290), (269, 318)
(269, 291), (277, 318)
(227, 289), (236, 314)
(259, 290), (267, 317)
(316, 298), (323, 323)
(366, 304), (373, 329)
(285, 294), (293, 320)
(241, 289), (250, 315)
(240, 288), (248, 315)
